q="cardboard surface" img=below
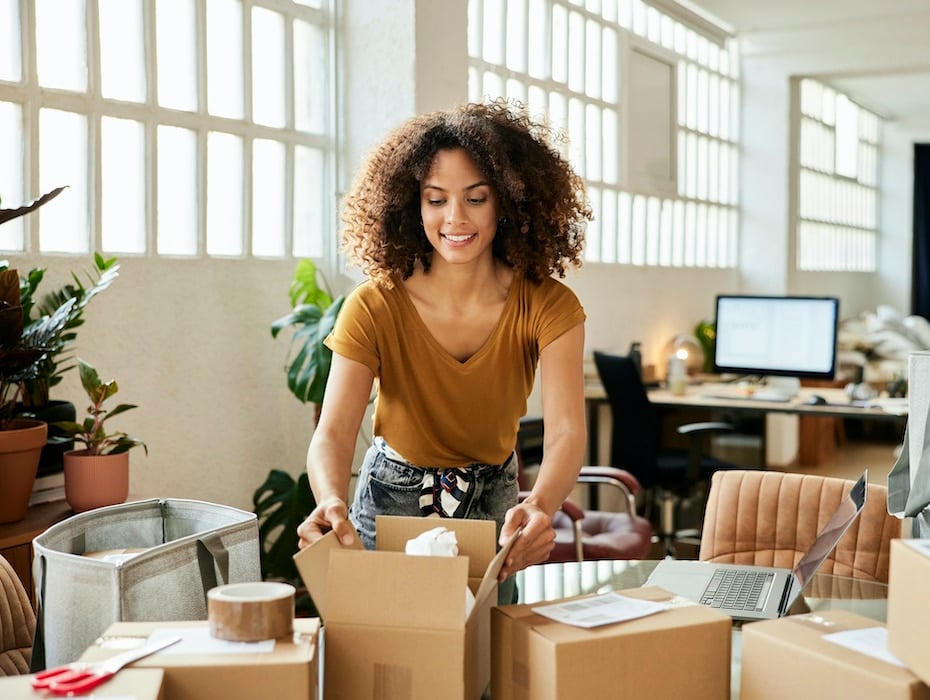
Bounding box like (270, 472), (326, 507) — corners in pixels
(0, 668), (165, 699)
(741, 609), (930, 700)
(78, 618), (319, 700)
(294, 515), (514, 700)
(888, 539), (930, 685)
(491, 586), (731, 700)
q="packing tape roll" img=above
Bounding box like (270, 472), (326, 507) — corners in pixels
(207, 581), (295, 641)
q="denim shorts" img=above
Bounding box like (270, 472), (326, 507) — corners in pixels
(349, 440), (520, 604)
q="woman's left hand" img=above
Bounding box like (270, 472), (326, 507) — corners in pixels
(497, 501), (556, 580)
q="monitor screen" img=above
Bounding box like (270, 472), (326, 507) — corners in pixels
(713, 295), (840, 380)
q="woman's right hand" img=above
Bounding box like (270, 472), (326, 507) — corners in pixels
(297, 496), (358, 549)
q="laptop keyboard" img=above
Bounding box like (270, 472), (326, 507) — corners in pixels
(700, 569), (775, 611)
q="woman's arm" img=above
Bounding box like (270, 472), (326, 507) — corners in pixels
(297, 352), (375, 548)
(499, 322), (587, 576)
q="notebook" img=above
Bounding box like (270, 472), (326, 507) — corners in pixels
(645, 470), (868, 621)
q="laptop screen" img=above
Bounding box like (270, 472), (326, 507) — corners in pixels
(793, 471), (868, 587)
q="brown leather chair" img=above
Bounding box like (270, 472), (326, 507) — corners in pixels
(515, 419), (654, 562)
(526, 467), (655, 562)
(699, 469), (901, 583)
(0, 555), (35, 675)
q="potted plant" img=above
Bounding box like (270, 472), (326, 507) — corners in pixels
(253, 260), (346, 610)
(53, 358), (147, 513)
(270, 258), (345, 424)
(0, 188), (79, 522)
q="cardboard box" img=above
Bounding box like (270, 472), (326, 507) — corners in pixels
(888, 538), (930, 685)
(0, 669), (165, 699)
(78, 618), (319, 700)
(294, 515), (515, 700)
(741, 610), (930, 699)
(491, 586), (732, 700)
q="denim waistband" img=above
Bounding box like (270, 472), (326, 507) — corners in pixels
(373, 436), (513, 472)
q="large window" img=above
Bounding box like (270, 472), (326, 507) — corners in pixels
(0, 0), (333, 259)
(796, 78), (880, 272)
(467, 0), (739, 267)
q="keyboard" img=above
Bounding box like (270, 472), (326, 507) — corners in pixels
(700, 569), (776, 612)
(699, 387), (796, 403)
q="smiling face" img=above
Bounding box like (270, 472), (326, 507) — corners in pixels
(419, 147), (500, 269)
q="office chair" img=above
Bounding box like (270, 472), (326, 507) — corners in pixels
(699, 469), (902, 583)
(515, 419), (654, 563)
(592, 350), (742, 557)
(0, 555), (35, 675)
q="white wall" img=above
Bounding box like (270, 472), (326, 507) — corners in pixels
(20, 0), (921, 513)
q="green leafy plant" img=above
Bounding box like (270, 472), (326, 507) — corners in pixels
(53, 359), (147, 456)
(270, 259), (345, 406)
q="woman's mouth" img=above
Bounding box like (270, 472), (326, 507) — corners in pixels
(441, 233), (477, 244)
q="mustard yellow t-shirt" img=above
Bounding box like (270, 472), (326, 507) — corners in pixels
(324, 273), (585, 468)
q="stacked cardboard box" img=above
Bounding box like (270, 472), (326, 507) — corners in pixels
(741, 610), (930, 699)
(77, 618), (319, 700)
(491, 586), (732, 699)
(888, 538), (930, 686)
(0, 669), (165, 700)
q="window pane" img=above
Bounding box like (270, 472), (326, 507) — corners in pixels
(0, 0), (21, 81)
(206, 131), (244, 256)
(294, 145), (323, 258)
(157, 0), (197, 111)
(295, 20), (326, 133)
(36, 0), (86, 91)
(206, 0), (243, 119)
(157, 125), (197, 255)
(252, 139), (285, 257)
(0, 101), (24, 250)
(834, 94), (858, 178)
(252, 7), (286, 127)
(102, 117), (146, 252)
(39, 109), (88, 252)
(99, 0), (145, 102)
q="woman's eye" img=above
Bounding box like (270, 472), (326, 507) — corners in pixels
(468, 197), (487, 205)
(427, 199), (444, 206)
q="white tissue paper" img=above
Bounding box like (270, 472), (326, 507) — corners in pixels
(405, 526), (476, 617)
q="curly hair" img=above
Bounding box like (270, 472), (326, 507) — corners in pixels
(340, 99), (591, 286)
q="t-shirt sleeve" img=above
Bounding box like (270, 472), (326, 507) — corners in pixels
(323, 284), (381, 374)
(536, 278), (586, 351)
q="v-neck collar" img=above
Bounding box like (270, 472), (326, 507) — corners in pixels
(393, 274), (520, 368)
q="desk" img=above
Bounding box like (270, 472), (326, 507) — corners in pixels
(515, 559), (888, 700)
(585, 382), (908, 467)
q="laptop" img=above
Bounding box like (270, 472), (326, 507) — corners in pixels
(645, 470), (868, 621)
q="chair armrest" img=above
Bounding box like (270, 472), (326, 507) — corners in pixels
(575, 467), (641, 516)
(519, 491), (585, 521)
(677, 421), (735, 436)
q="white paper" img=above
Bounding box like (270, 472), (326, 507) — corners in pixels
(147, 627), (276, 655)
(531, 592), (665, 628)
(822, 627), (907, 667)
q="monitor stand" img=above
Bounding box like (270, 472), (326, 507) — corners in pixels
(755, 376), (801, 401)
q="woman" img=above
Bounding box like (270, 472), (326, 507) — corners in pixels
(296, 100), (591, 602)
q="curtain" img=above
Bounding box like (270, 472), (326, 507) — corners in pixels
(912, 143), (930, 317)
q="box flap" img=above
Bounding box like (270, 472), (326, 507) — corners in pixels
(292, 530), (363, 620)
(327, 549), (469, 629)
(375, 515), (496, 576)
(469, 529), (520, 621)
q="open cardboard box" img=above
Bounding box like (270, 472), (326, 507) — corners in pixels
(741, 609), (930, 699)
(294, 515), (516, 700)
(491, 586), (732, 700)
(77, 618), (319, 700)
(888, 538), (930, 685)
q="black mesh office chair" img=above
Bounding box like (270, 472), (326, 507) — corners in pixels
(592, 350), (742, 557)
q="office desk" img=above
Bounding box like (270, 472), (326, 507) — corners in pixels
(585, 381), (908, 466)
(515, 559), (888, 700)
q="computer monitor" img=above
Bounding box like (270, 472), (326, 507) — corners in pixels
(712, 295), (840, 381)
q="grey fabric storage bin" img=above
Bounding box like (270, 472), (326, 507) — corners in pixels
(32, 498), (262, 668)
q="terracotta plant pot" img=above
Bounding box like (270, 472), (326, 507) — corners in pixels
(63, 449), (130, 513)
(0, 419), (48, 523)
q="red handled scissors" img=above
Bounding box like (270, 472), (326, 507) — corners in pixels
(32, 634), (182, 695)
